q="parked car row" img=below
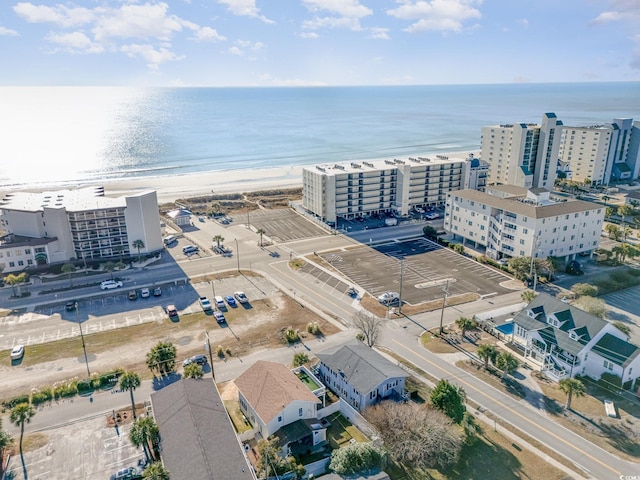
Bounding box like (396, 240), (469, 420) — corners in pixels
(128, 287), (162, 300)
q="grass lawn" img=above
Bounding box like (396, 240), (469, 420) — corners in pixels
(419, 332), (459, 354)
(325, 412), (368, 448)
(295, 370), (321, 390)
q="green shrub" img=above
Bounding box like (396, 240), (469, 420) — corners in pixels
(216, 345), (225, 358)
(2, 394), (29, 409)
(284, 327), (299, 343)
(306, 322), (321, 335)
(31, 388), (53, 406)
(599, 372), (622, 390)
(53, 381), (78, 399)
(77, 379), (93, 394)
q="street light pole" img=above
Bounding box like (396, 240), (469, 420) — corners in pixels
(235, 238), (240, 272)
(76, 304), (91, 377)
(438, 279), (450, 335)
(210, 279), (216, 298)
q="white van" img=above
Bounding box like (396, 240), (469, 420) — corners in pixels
(163, 235), (177, 246)
(214, 295), (225, 309)
(182, 245), (199, 255)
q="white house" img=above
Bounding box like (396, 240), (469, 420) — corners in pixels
(512, 293), (640, 390)
(316, 341), (408, 412)
(235, 360), (322, 439)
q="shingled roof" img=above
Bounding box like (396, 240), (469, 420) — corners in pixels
(592, 333), (640, 368)
(513, 293), (609, 355)
(316, 341), (408, 395)
(234, 361), (319, 424)
(150, 378), (255, 480)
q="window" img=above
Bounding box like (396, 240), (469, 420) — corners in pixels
(9, 261), (15, 267)
(278, 416), (282, 422)
(25, 248), (31, 254)
(299, 408), (303, 417)
(603, 360), (614, 371)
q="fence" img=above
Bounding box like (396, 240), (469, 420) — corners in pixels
(336, 398), (378, 441)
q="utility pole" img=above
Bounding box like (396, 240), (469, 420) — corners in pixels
(529, 234), (539, 291)
(235, 238), (240, 272)
(398, 258), (405, 314)
(438, 279), (450, 335)
(76, 303), (91, 377)
(205, 330), (215, 380)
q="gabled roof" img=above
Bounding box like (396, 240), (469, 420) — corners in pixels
(513, 293), (610, 355)
(316, 341), (408, 394)
(150, 378), (255, 480)
(235, 361), (319, 424)
(592, 333), (640, 368)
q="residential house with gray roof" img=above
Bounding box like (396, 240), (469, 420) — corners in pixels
(513, 293), (640, 389)
(316, 341), (408, 411)
(150, 378), (256, 480)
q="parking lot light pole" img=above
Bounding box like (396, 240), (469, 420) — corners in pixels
(75, 303), (91, 377)
(398, 258), (405, 314)
(438, 280), (450, 335)
(210, 278), (216, 298)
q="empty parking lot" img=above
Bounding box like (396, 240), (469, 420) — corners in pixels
(233, 209), (329, 243)
(320, 238), (514, 305)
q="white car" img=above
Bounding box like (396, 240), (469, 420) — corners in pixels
(199, 296), (212, 311)
(234, 291), (248, 304)
(11, 344), (24, 360)
(100, 280), (123, 290)
(140, 288), (150, 298)
(425, 212), (440, 220)
(377, 291), (400, 305)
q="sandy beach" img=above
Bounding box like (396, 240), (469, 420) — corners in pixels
(103, 165), (307, 204)
(13, 150), (479, 204)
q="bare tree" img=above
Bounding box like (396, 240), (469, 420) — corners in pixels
(352, 311), (383, 347)
(364, 401), (463, 470)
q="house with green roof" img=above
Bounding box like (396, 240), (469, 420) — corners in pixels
(513, 293), (640, 389)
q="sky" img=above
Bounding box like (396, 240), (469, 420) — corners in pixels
(0, 0), (639, 86)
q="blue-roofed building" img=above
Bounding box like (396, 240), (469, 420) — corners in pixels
(512, 293), (640, 390)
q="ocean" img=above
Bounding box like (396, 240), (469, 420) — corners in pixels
(0, 82), (638, 190)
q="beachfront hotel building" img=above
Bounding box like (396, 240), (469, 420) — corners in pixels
(558, 118), (640, 185)
(481, 113), (563, 191)
(0, 187), (162, 272)
(302, 154), (487, 224)
(444, 185), (604, 263)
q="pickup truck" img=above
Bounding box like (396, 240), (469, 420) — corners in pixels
(199, 296), (212, 311)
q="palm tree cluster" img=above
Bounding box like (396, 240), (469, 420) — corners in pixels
(146, 341), (177, 377)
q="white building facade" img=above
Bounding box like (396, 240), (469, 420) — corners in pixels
(0, 187), (162, 271)
(558, 118), (640, 185)
(444, 185), (604, 262)
(302, 154), (486, 224)
(481, 113), (563, 190)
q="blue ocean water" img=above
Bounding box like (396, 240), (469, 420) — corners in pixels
(0, 82), (638, 189)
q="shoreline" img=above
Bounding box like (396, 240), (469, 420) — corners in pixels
(4, 150), (479, 204)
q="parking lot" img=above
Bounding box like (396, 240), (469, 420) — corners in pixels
(4, 414), (144, 480)
(320, 238), (514, 305)
(231, 208), (329, 243)
(0, 275), (277, 352)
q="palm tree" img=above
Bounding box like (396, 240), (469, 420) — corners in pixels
(212, 235), (224, 248)
(0, 430), (14, 476)
(143, 462), (170, 480)
(495, 352), (518, 379)
(132, 239), (145, 261)
(103, 261), (117, 280)
(256, 228), (266, 246)
(130, 416), (160, 463)
(183, 363), (203, 379)
(521, 289), (536, 303)
(559, 378), (586, 410)
(10, 403), (35, 461)
(602, 194), (611, 207)
(119, 371), (141, 420)
(455, 316), (476, 338)
(61, 262), (75, 287)
(477, 344), (498, 369)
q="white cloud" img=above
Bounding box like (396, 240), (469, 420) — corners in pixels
(369, 27), (390, 40)
(228, 46), (244, 56)
(0, 26), (19, 36)
(299, 31), (318, 38)
(301, 0), (372, 32)
(192, 26), (226, 42)
(387, 0), (482, 33)
(11, 2), (219, 70)
(258, 73), (327, 86)
(217, 0), (274, 23)
(302, 0), (372, 18)
(590, 1), (640, 26)
(46, 31), (104, 53)
(228, 39), (264, 56)
(120, 43), (182, 69)
(13, 2), (95, 28)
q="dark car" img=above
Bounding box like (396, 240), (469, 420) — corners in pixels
(566, 260), (584, 275)
(153, 287), (162, 296)
(110, 467), (142, 480)
(183, 354), (208, 367)
(65, 301), (78, 312)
